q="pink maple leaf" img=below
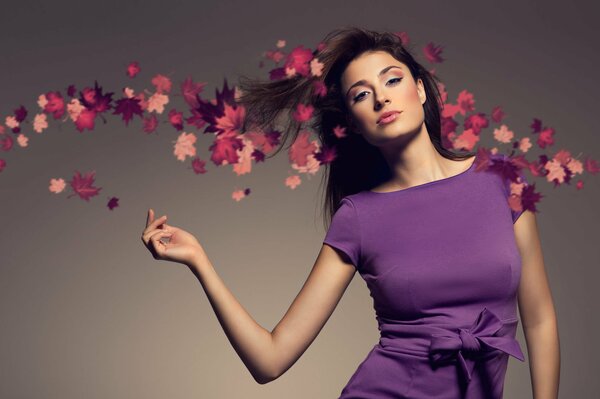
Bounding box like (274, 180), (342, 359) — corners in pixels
(288, 130), (317, 167)
(493, 124), (514, 143)
(518, 137), (532, 153)
(151, 74), (172, 94)
(232, 138), (254, 176)
(293, 103), (314, 122)
(285, 175), (301, 189)
(49, 178), (66, 193)
(147, 92), (169, 114)
(544, 159), (566, 184)
(215, 103), (245, 134)
(173, 132), (197, 161)
(33, 113), (48, 133)
(452, 128), (479, 151)
(231, 189), (248, 202)
(456, 90), (475, 116)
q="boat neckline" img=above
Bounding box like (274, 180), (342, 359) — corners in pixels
(366, 154), (478, 195)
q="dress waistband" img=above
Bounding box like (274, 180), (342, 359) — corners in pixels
(377, 307), (525, 385)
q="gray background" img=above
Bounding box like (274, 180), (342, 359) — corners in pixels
(1, 0), (598, 397)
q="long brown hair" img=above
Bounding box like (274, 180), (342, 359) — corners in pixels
(235, 26), (475, 231)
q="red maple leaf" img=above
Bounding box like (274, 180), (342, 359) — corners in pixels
(143, 114), (158, 134)
(79, 80), (114, 114)
(112, 97), (144, 126)
(74, 108), (97, 132)
(126, 61), (141, 78)
(67, 170), (102, 202)
(44, 91), (65, 119)
(314, 144), (337, 165)
(107, 196), (119, 210)
(180, 76), (206, 108)
(14, 105), (27, 123)
(208, 131), (244, 166)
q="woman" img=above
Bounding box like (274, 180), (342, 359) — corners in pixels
(141, 27), (560, 398)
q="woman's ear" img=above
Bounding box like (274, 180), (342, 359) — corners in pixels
(418, 78), (426, 105)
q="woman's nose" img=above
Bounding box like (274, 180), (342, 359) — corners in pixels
(375, 98), (390, 110)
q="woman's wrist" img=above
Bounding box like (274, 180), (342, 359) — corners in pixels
(187, 247), (211, 272)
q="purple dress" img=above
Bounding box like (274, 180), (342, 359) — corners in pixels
(323, 154), (527, 399)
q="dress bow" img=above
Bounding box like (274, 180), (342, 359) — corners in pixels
(428, 307), (525, 384)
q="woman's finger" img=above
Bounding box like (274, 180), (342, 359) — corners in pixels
(149, 230), (173, 257)
(142, 214), (168, 237)
(142, 225), (170, 245)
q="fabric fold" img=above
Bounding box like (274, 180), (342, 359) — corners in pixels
(428, 307), (525, 384)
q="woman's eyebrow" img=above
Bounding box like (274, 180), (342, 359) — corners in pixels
(346, 65), (403, 98)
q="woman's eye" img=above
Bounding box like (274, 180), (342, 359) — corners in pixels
(352, 78), (402, 102)
(353, 92), (366, 102)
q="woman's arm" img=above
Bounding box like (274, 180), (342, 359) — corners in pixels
(188, 244), (357, 384)
(514, 210), (561, 399)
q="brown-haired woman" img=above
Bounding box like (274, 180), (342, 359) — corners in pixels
(141, 27), (560, 398)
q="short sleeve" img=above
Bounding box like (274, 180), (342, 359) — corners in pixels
(323, 198), (361, 268)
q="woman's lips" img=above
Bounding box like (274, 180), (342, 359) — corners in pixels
(378, 111), (401, 125)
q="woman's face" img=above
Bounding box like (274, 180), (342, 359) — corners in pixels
(340, 51), (427, 145)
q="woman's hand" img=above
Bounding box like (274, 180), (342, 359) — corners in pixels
(141, 208), (207, 267)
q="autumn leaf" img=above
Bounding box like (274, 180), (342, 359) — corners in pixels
(143, 114), (158, 134)
(44, 91), (65, 119)
(288, 130), (317, 167)
(126, 61), (141, 78)
(284, 45), (313, 77)
(107, 196), (119, 210)
(112, 97), (143, 126)
(151, 74), (172, 94)
(67, 170), (102, 201)
(180, 76), (206, 108)
(423, 42), (444, 63)
(293, 103), (314, 122)
(173, 132), (197, 162)
(208, 131), (243, 166)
